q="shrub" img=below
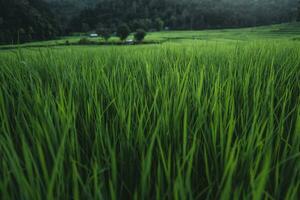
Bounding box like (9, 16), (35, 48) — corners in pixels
(134, 29), (147, 42)
(78, 38), (92, 45)
(97, 28), (112, 41)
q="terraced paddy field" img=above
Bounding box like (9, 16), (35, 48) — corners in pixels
(0, 23), (300, 199)
(1, 22), (300, 49)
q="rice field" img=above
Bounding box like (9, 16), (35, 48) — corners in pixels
(1, 22), (300, 50)
(0, 27), (300, 199)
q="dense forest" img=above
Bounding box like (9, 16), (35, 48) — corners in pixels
(0, 0), (61, 44)
(0, 0), (300, 44)
(69, 0), (299, 33)
(44, 0), (101, 32)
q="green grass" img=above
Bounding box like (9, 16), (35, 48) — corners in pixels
(0, 24), (300, 199)
(1, 22), (300, 49)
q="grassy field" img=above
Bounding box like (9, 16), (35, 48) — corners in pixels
(1, 22), (300, 49)
(0, 23), (300, 199)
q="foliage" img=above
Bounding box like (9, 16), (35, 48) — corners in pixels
(78, 37), (93, 44)
(0, 0), (60, 44)
(154, 18), (164, 31)
(129, 19), (152, 31)
(134, 29), (147, 42)
(67, 0), (298, 33)
(97, 28), (112, 41)
(0, 38), (300, 199)
(117, 24), (131, 41)
(81, 23), (90, 33)
(298, 0), (300, 21)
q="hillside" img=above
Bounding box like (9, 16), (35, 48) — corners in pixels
(0, 0), (60, 44)
(43, 0), (100, 7)
(1, 22), (299, 50)
(42, 0), (100, 32)
(41, 0), (300, 34)
(68, 0), (299, 33)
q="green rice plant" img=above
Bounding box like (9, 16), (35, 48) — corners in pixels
(0, 40), (299, 200)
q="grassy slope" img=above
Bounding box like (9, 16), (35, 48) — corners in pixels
(0, 24), (300, 199)
(149, 22), (300, 41)
(1, 22), (300, 49)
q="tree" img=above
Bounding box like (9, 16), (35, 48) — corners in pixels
(81, 23), (90, 33)
(134, 29), (146, 42)
(96, 22), (103, 29)
(97, 28), (112, 41)
(130, 20), (142, 31)
(143, 18), (152, 31)
(170, 15), (177, 29)
(154, 18), (164, 31)
(0, 0), (60, 44)
(117, 23), (130, 41)
(298, 0), (300, 21)
(69, 0), (298, 33)
(18, 28), (26, 43)
(27, 26), (34, 41)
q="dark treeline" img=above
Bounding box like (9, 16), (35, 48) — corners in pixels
(69, 0), (299, 33)
(298, 0), (300, 21)
(0, 0), (60, 44)
(0, 0), (300, 44)
(44, 0), (101, 33)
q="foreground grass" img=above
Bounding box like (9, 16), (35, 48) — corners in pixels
(0, 41), (300, 199)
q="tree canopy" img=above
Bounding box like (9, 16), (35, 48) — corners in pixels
(67, 0), (298, 33)
(0, 0), (60, 44)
